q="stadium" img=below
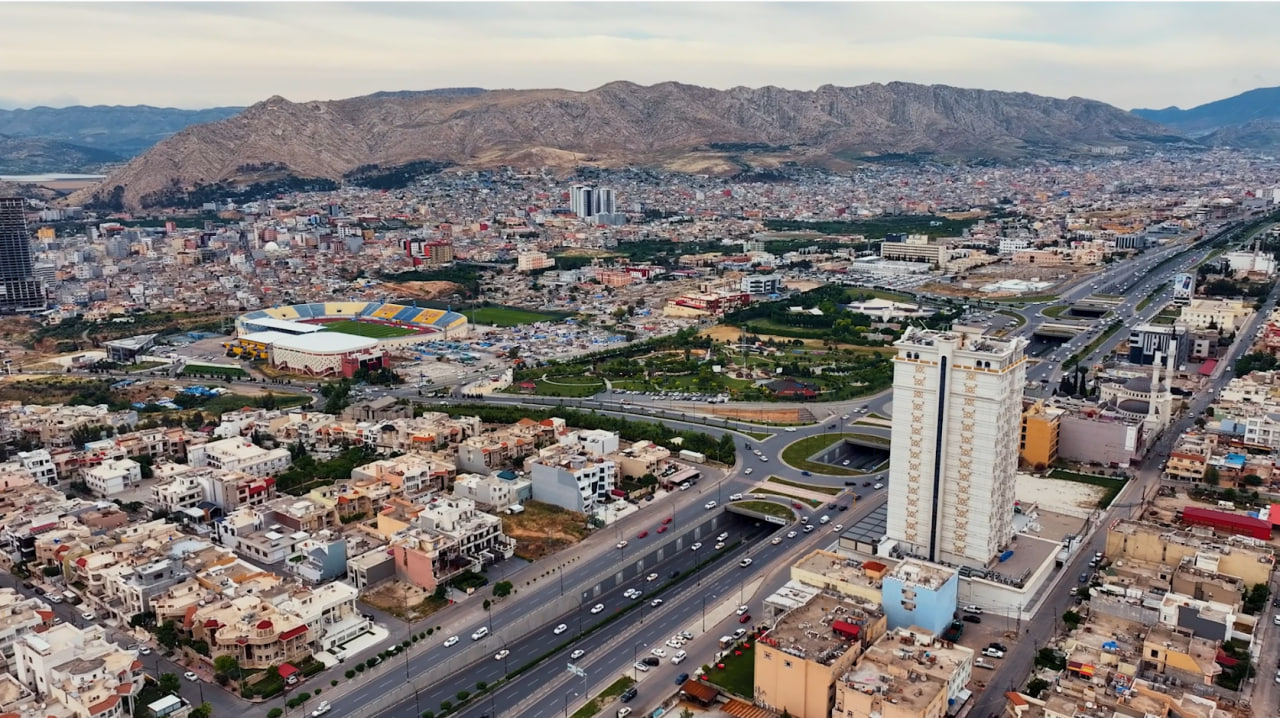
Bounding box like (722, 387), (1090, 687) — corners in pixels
(226, 301), (469, 377)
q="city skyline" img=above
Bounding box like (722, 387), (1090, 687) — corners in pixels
(1, 2), (1277, 111)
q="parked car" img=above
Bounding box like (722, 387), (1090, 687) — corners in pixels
(633, 662), (650, 673)
(962, 615), (982, 624)
(184, 672), (199, 682)
(675, 672), (689, 684)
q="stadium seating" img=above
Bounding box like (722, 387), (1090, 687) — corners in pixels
(265, 306), (300, 320)
(307, 303), (326, 318)
(394, 306), (423, 322)
(415, 308), (445, 325)
(358, 303), (379, 317)
(442, 312), (466, 328)
(373, 304), (403, 320)
(325, 302), (366, 316)
(294, 304), (315, 319)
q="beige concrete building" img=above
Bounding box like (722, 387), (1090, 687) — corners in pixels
(1177, 298), (1252, 333)
(1105, 519), (1275, 586)
(791, 550), (894, 604)
(834, 627), (975, 718)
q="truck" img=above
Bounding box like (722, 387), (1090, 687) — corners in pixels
(679, 450), (706, 464)
(504, 504), (525, 515)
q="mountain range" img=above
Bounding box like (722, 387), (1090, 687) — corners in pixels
(71, 81), (1187, 210)
(1132, 85), (1280, 149)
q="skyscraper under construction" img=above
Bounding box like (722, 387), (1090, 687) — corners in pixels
(0, 197), (46, 312)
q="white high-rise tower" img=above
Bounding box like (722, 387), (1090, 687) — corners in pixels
(885, 326), (1028, 566)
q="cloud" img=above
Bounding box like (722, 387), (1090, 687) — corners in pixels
(0, 2), (1278, 110)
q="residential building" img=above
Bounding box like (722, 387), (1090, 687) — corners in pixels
(1127, 323), (1190, 367)
(276, 581), (371, 653)
(350, 455), (455, 497)
(13, 623), (142, 718)
(885, 327), (1028, 566)
(516, 251), (554, 273)
(287, 532), (348, 584)
(0, 197), (46, 312)
(202, 469), (277, 511)
(790, 550), (891, 605)
(742, 274), (783, 295)
(834, 627), (975, 718)
(608, 441), (671, 479)
(880, 560), (959, 635)
(451, 473), (531, 511)
(1018, 399), (1061, 469)
(190, 596), (310, 670)
(754, 590), (886, 718)
(187, 437), (291, 477)
(10, 450), (56, 486)
(0, 588), (50, 670)
(1177, 298), (1252, 333)
(415, 495), (515, 567)
(81, 458), (141, 496)
(526, 447), (617, 515)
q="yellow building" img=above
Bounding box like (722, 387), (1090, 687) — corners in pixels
(1019, 400), (1061, 469)
(755, 592), (886, 718)
(36, 226), (56, 240)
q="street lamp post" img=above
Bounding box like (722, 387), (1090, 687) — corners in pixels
(632, 641), (647, 680)
(564, 691), (579, 718)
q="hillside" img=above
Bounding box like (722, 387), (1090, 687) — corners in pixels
(73, 81), (1187, 210)
(0, 134), (123, 174)
(1133, 86), (1280, 145)
(0, 104), (243, 158)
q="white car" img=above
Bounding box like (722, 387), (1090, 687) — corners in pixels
(624, 588), (642, 599)
(786, 531), (797, 539)
(312, 701), (332, 717)
(736, 604), (750, 615)
(785, 427), (797, 432)
(803, 525), (814, 533)
(729, 493), (743, 500)
(494, 649), (510, 661)
(832, 524), (843, 532)
(873, 483), (884, 490)
(771, 536), (783, 545)
(739, 558), (753, 567)
(704, 500), (717, 510)
(184, 671), (199, 682)
(760, 457), (768, 462)
(962, 605), (983, 615)
(743, 468), (753, 475)
(590, 603), (605, 614)
(443, 635), (459, 647)
(646, 572), (659, 582)
(690, 542), (703, 551)
(841, 414), (850, 419)
(634, 662), (650, 673)
(570, 649), (586, 660)
(616, 540), (628, 549)
(554, 623), (568, 635)
(714, 542), (726, 550)
(671, 650), (688, 664)
(983, 647), (1005, 659)
(650, 598), (664, 608)
(651, 648), (667, 657)
(717, 532), (728, 542)
(471, 627), (489, 641)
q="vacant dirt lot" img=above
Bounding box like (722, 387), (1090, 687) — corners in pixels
(706, 406), (804, 423)
(360, 580), (448, 621)
(391, 281), (465, 301)
(501, 501), (590, 561)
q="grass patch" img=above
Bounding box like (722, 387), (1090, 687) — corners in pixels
(181, 364), (247, 378)
(739, 430), (773, 441)
(1041, 305), (1071, 319)
(865, 412), (889, 421)
(500, 500), (589, 561)
(469, 306), (559, 326)
(1136, 282), (1170, 312)
(779, 433), (883, 476)
(1047, 469), (1126, 509)
(703, 637), (756, 697)
(508, 379), (604, 398)
(766, 476), (843, 496)
(124, 360), (167, 371)
(569, 676), (636, 718)
(1063, 320), (1123, 370)
(848, 432), (890, 446)
(749, 487), (823, 508)
(990, 293), (1059, 304)
(732, 500), (797, 521)
(321, 319), (419, 338)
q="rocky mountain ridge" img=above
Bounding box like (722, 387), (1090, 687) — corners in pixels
(75, 81), (1188, 210)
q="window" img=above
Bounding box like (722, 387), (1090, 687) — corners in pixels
(784, 660), (792, 668)
(1150, 648), (1158, 658)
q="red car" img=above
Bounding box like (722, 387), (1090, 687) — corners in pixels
(637, 530), (649, 538)
(739, 614), (751, 624)
(792, 502), (803, 510)
(662, 517), (673, 524)
(657, 525), (668, 533)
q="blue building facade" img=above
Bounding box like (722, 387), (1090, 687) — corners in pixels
(881, 559), (959, 635)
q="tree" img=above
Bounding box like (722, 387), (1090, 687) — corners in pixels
(1203, 466), (1220, 485)
(213, 654), (240, 678)
(492, 580), (513, 598)
(129, 611), (156, 629)
(158, 673), (181, 695)
(1242, 473), (1263, 487)
(680, 709), (695, 718)
(268, 710), (284, 718)
(192, 703), (213, 718)
(1062, 610), (1082, 629)
(1026, 678), (1050, 698)
(155, 621), (180, 650)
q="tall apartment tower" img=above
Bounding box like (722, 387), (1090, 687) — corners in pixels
(885, 326), (1028, 567)
(0, 198), (45, 312)
(569, 185), (615, 219)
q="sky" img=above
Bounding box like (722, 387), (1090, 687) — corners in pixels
(1, 1), (1278, 111)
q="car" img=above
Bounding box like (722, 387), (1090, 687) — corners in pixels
(642, 656), (660, 666)
(681, 631), (693, 640)
(621, 687), (638, 702)
(80, 610), (95, 621)
(785, 427), (797, 432)
(616, 540), (628, 549)
(771, 536), (783, 545)
(690, 542), (702, 551)
(657, 525), (668, 533)
(739, 558), (753, 567)
(801, 471), (811, 476)
(841, 414), (850, 420)
(184, 671), (199, 682)
(786, 531), (798, 539)
(494, 649), (510, 660)
(662, 517), (672, 524)
(1079, 573), (1089, 583)
(570, 649), (586, 660)
(443, 635), (459, 647)
(736, 604), (750, 615)
(873, 483), (883, 490)
(988, 642), (1009, 652)
(650, 647), (667, 657)
(743, 468), (753, 475)
(963, 615), (982, 624)
(312, 701), (332, 716)
(714, 542), (726, 550)
(717, 532), (729, 542)
(732, 628), (747, 639)
(554, 623), (568, 635)
(739, 613), (752, 623)
(704, 500), (717, 510)
(962, 605), (983, 615)
(760, 457), (768, 462)
(590, 603), (605, 614)
(624, 588), (641, 599)
(983, 647), (1005, 659)
(618, 709), (633, 718)
(633, 661), (650, 673)
(646, 572), (659, 582)
(729, 493), (743, 500)
(832, 524), (843, 532)
(637, 530), (648, 538)
(792, 502), (804, 509)
(472, 627), (489, 640)
(842, 459), (851, 466)
(667, 638), (684, 649)
(138, 646), (152, 655)
(803, 525), (814, 533)
(863, 481), (872, 487)
(675, 671), (690, 684)
(650, 598), (664, 607)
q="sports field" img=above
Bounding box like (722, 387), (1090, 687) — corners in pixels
(468, 306), (559, 326)
(320, 320), (420, 338)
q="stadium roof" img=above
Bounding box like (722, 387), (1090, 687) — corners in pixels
(246, 316), (324, 334)
(242, 331), (379, 354)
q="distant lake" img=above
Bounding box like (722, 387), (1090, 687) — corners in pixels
(0, 173), (107, 182)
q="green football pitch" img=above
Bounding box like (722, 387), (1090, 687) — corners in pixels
(320, 320), (420, 338)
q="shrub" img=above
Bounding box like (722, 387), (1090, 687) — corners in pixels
(331, 680), (338, 687)
(476, 681), (487, 691)
(268, 710), (283, 718)
(345, 669), (355, 679)
(440, 701), (453, 712)
(355, 664), (366, 673)
(457, 690), (470, 702)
